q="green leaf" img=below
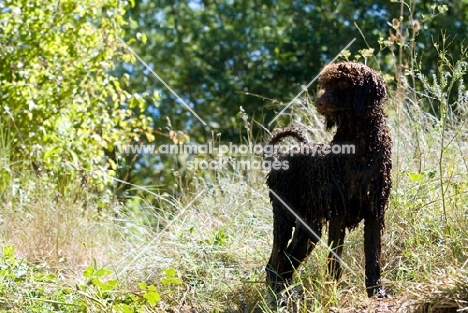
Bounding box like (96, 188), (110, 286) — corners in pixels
(106, 279), (119, 290)
(83, 266), (95, 278)
(91, 278), (105, 288)
(408, 172), (423, 182)
(163, 268), (177, 277)
(143, 291), (160, 306)
(64, 147), (79, 166)
(94, 268), (113, 277)
(43, 146), (62, 161)
(161, 268), (181, 285)
(112, 303), (135, 313)
(2, 246), (14, 260)
(113, 304), (133, 313)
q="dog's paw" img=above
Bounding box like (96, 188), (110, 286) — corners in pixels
(376, 288), (390, 299)
(367, 287), (390, 299)
(276, 283), (302, 308)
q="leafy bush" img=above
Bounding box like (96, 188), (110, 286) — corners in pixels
(0, 0), (153, 189)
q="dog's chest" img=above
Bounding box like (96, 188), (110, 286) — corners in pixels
(340, 161), (381, 200)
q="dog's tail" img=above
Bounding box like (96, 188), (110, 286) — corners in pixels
(264, 127), (308, 162)
(268, 127), (308, 145)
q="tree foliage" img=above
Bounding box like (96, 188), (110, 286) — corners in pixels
(0, 0), (154, 190)
(119, 0), (468, 189)
(3, 0), (467, 195)
(124, 0), (466, 134)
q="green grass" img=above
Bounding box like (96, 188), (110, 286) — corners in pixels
(2, 91), (468, 312)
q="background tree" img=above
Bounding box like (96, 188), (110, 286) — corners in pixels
(0, 0), (154, 194)
(119, 0), (467, 191)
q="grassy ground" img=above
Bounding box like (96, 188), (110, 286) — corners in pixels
(2, 58), (468, 312)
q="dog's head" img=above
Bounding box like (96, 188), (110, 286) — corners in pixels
(315, 62), (386, 129)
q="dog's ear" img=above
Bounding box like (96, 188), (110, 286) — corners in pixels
(325, 117), (336, 130)
(353, 72), (386, 115)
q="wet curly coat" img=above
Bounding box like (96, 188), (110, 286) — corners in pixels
(265, 62), (392, 298)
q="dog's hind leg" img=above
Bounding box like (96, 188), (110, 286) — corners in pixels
(282, 219), (322, 283)
(327, 216), (346, 280)
(266, 202), (295, 293)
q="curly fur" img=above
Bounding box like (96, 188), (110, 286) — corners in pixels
(265, 62), (392, 300)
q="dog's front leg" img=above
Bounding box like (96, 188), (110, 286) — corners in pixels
(364, 215), (387, 298)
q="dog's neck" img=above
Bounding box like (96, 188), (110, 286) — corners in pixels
(332, 114), (388, 156)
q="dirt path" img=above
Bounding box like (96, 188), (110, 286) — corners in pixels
(332, 296), (462, 313)
(331, 297), (413, 312)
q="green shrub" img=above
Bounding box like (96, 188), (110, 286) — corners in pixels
(0, 0), (154, 189)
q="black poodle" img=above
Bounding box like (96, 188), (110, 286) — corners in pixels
(265, 62), (392, 300)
